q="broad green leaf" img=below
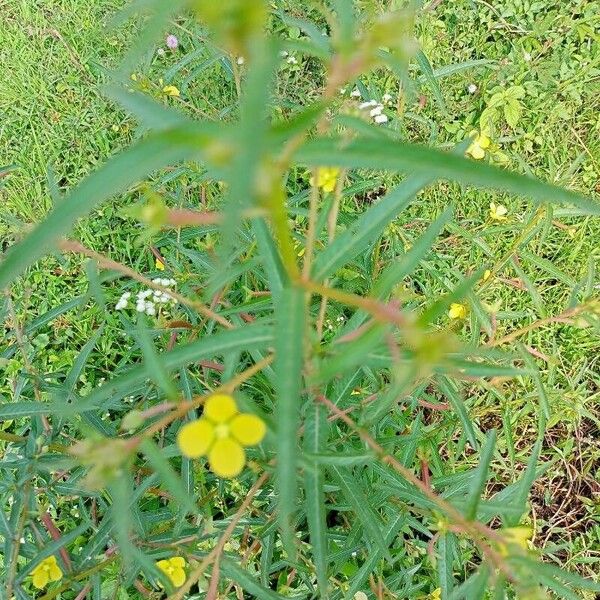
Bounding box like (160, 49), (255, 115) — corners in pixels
(464, 430), (496, 520)
(274, 286), (305, 558)
(296, 138), (599, 214)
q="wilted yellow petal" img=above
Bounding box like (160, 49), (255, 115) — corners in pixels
(209, 438), (245, 478)
(204, 394), (238, 423)
(177, 419), (215, 458)
(230, 413), (266, 446)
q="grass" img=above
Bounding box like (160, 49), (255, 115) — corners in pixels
(1, 0), (599, 596)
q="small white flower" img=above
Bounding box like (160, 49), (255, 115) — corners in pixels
(236, 56), (245, 65)
(524, 52), (532, 62)
(374, 114), (388, 124)
(350, 88), (361, 98)
(286, 56), (298, 65)
(157, 48), (165, 57)
(467, 83), (478, 94)
(280, 50), (288, 57)
(358, 100), (376, 109)
(136, 302), (146, 313)
(339, 87), (346, 95)
(382, 93), (392, 104)
(20, 537), (25, 544)
(369, 105), (384, 117)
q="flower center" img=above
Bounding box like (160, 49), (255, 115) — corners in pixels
(214, 424), (229, 439)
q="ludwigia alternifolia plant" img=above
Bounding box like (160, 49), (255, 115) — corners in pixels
(1, 1), (599, 598)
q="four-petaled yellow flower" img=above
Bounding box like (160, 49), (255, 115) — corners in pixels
(31, 556), (63, 589)
(162, 85), (180, 97)
(156, 556), (186, 587)
(448, 303), (467, 320)
(489, 202), (508, 221)
(177, 394), (266, 478)
(466, 132), (490, 160)
(310, 167), (340, 193)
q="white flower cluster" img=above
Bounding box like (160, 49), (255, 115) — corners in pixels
(358, 99), (388, 124)
(115, 278), (178, 316)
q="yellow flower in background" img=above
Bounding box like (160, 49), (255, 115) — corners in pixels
(31, 556), (63, 589)
(466, 131), (491, 160)
(177, 394), (266, 478)
(162, 85), (180, 97)
(498, 526), (533, 556)
(428, 589), (442, 600)
(448, 303), (467, 320)
(310, 167), (340, 193)
(489, 202), (508, 221)
(156, 557), (186, 587)
(155, 258), (165, 271)
(482, 269), (492, 282)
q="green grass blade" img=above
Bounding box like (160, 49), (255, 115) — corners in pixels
(274, 286), (305, 559)
(415, 49), (446, 112)
(506, 436), (542, 527)
(464, 429), (496, 520)
(296, 138), (599, 213)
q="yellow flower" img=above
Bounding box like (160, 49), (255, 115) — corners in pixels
(498, 526), (533, 556)
(310, 167), (340, 193)
(156, 556), (186, 588)
(448, 303), (467, 320)
(489, 202), (508, 221)
(482, 269), (492, 282)
(428, 589), (442, 600)
(466, 131), (491, 160)
(31, 556), (63, 589)
(162, 85), (180, 97)
(177, 394), (266, 478)
(155, 258), (165, 271)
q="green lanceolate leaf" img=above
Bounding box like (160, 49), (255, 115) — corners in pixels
(297, 138), (599, 214)
(221, 557), (290, 600)
(436, 376), (479, 449)
(303, 401), (329, 597)
(274, 286), (305, 559)
(312, 173), (435, 280)
(464, 430), (496, 520)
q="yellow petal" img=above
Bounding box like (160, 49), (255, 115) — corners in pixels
(177, 419), (215, 458)
(155, 258), (165, 270)
(162, 85), (180, 97)
(170, 556), (186, 568)
(448, 303), (466, 319)
(478, 134), (491, 149)
(157, 559), (170, 572)
(208, 438), (245, 478)
(48, 563), (63, 582)
(467, 143), (485, 160)
(203, 394), (238, 423)
(171, 567), (186, 587)
(32, 568), (49, 589)
(230, 413), (266, 446)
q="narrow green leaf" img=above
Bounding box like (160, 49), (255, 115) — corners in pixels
(297, 138), (599, 214)
(140, 439), (198, 516)
(303, 402), (329, 598)
(517, 344), (550, 422)
(221, 557), (290, 599)
(507, 436), (543, 527)
(415, 50), (446, 112)
(437, 376), (478, 449)
(275, 286), (305, 558)
(330, 466), (391, 562)
(464, 430), (496, 520)
(56, 323), (273, 414)
(312, 173), (434, 280)
(437, 533), (455, 598)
